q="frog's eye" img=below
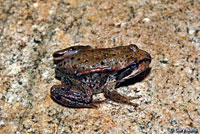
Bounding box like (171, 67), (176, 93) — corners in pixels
(129, 44), (138, 52)
(69, 47), (75, 51)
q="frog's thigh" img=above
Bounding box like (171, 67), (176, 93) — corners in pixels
(104, 89), (138, 107)
(61, 75), (85, 88)
(50, 85), (96, 108)
(61, 75), (74, 86)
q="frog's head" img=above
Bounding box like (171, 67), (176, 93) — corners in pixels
(115, 44), (151, 82)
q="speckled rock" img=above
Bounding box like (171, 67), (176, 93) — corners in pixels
(0, 0), (199, 133)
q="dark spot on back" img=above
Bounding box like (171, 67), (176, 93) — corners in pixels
(73, 65), (77, 69)
(101, 61), (105, 65)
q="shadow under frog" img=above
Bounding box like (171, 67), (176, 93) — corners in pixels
(50, 44), (151, 108)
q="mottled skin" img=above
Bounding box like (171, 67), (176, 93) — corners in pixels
(51, 44), (151, 108)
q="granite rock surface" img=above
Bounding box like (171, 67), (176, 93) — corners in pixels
(0, 0), (199, 133)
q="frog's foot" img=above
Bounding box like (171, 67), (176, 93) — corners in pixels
(104, 89), (139, 108)
(50, 85), (97, 108)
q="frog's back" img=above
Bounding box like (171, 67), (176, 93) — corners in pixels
(57, 44), (149, 75)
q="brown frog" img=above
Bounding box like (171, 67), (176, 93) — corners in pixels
(50, 44), (151, 108)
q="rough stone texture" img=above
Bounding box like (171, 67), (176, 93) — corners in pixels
(0, 0), (199, 133)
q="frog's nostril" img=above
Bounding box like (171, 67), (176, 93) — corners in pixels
(143, 53), (151, 62)
(144, 57), (151, 62)
(143, 58), (151, 64)
(148, 54), (152, 62)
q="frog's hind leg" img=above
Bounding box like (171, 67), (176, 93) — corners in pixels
(51, 75), (97, 108)
(54, 68), (64, 80)
(50, 85), (97, 108)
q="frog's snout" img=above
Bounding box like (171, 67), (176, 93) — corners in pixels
(145, 53), (152, 63)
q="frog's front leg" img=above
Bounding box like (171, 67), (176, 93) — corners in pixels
(104, 85), (139, 108)
(50, 85), (97, 108)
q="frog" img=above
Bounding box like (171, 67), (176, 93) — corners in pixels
(50, 44), (151, 108)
